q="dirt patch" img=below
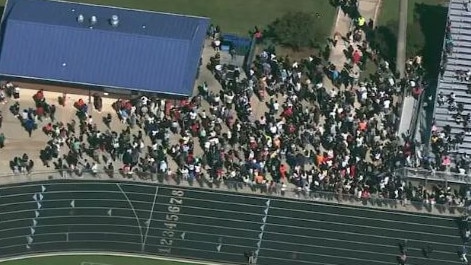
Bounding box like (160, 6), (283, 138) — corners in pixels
(254, 44), (320, 62)
(276, 46), (320, 61)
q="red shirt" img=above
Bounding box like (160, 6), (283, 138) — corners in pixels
(353, 51), (361, 64)
(350, 165), (356, 177)
(36, 107), (44, 116)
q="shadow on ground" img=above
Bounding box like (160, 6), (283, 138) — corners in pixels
(414, 3), (448, 78)
(369, 21), (398, 69)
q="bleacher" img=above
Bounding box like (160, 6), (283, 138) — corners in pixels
(433, 0), (471, 153)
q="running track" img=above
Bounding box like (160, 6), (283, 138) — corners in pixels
(0, 180), (465, 265)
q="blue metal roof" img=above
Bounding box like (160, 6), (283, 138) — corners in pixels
(0, 0), (210, 96)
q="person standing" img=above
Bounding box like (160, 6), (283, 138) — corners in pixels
(50, 104), (56, 122)
(0, 132), (5, 148)
(461, 245), (468, 264)
(397, 239), (408, 265)
(422, 244), (433, 258)
(26, 160), (34, 175)
(24, 119), (34, 137)
(213, 38), (221, 51)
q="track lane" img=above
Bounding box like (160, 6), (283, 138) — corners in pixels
(0, 180), (465, 265)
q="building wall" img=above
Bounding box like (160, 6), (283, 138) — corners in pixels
(8, 78), (187, 101)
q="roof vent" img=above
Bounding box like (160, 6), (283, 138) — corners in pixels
(77, 14), (84, 23)
(90, 16), (97, 25)
(110, 15), (119, 27)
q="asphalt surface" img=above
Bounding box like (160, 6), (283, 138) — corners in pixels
(0, 180), (467, 265)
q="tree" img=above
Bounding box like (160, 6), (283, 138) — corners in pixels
(266, 12), (327, 50)
(369, 21), (398, 64)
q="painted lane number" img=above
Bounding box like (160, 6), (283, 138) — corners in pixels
(158, 189), (185, 254)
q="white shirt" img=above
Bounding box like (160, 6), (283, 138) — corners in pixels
(160, 161), (167, 172)
(273, 102), (279, 111)
(141, 96), (149, 105)
(91, 163), (98, 173)
(281, 183), (287, 191)
(225, 94), (234, 104)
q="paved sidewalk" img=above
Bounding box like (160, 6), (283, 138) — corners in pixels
(319, 0), (382, 162)
(324, 0), (382, 95)
(328, 0), (382, 71)
(0, 88), (132, 174)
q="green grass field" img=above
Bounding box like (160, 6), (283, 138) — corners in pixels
(375, 0), (448, 73)
(0, 254), (214, 265)
(11, 0), (335, 37)
(377, 0), (447, 27)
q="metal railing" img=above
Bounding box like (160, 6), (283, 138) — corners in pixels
(397, 166), (471, 185)
(0, 169), (466, 216)
(408, 89), (424, 141)
(244, 34), (257, 74)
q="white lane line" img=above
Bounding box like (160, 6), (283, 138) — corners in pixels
(9, 222), (452, 256)
(0, 238), (397, 265)
(3, 194), (452, 233)
(261, 237), (458, 261)
(116, 183), (144, 245)
(254, 199), (271, 262)
(269, 205), (456, 230)
(0, 181), (457, 221)
(0, 205), (459, 242)
(266, 215), (456, 237)
(0, 251), (229, 265)
(1, 190), (268, 209)
(1, 197), (457, 239)
(0, 217), (461, 249)
(1, 198), (266, 217)
(265, 227), (460, 248)
(141, 186), (159, 251)
(0, 182), (460, 264)
(261, 236), (454, 256)
(0, 208), (263, 230)
(0, 234), (461, 264)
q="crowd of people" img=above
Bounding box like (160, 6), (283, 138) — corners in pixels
(0, 5), (467, 214)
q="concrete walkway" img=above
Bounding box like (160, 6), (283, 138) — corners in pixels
(396, 0), (419, 144)
(323, 0), (382, 95)
(328, 0), (382, 71)
(320, 0), (382, 161)
(398, 96), (417, 136)
(396, 0), (408, 77)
